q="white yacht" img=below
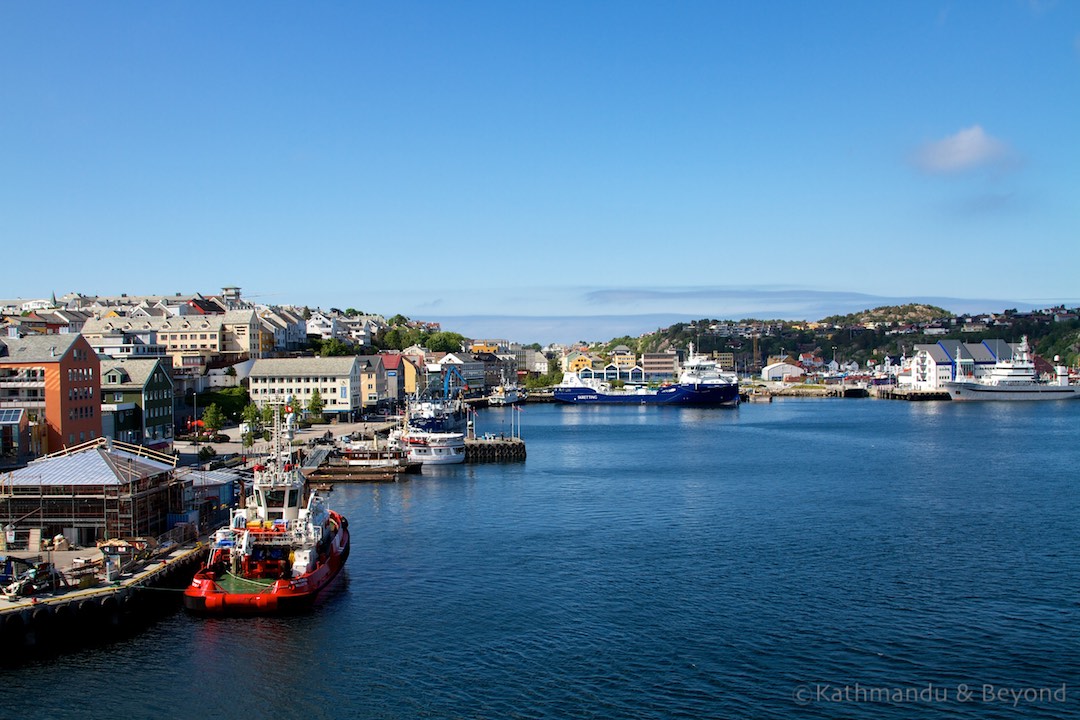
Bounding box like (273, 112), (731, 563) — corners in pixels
(389, 428), (467, 465)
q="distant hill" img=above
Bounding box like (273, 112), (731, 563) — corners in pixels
(819, 304), (950, 327)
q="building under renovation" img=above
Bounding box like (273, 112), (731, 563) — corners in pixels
(0, 437), (186, 550)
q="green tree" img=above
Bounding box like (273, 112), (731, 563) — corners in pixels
(319, 338), (355, 356)
(388, 314), (410, 326)
(403, 326), (427, 348)
(201, 403), (226, 436)
(261, 402), (277, 426)
(200, 386), (250, 420)
(242, 402), (262, 432)
(308, 389), (324, 417)
(381, 327), (404, 351)
(426, 332), (466, 352)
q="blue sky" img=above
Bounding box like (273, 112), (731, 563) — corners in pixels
(2, 2), (1078, 343)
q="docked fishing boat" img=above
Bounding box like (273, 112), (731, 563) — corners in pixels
(943, 337), (1078, 402)
(554, 345), (739, 407)
(184, 406), (350, 614)
(410, 365), (470, 431)
(389, 428), (467, 465)
(409, 397), (468, 432)
(489, 373), (525, 406)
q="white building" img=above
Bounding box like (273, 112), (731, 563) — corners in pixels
(248, 356), (364, 419)
(910, 339), (1017, 390)
(761, 362), (805, 382)
(305, 312), (347, 343)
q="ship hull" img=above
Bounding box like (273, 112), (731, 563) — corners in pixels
(943, 382), (1080, 402)
(554, 383), (739, 407)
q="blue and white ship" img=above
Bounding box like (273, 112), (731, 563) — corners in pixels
(408, 398), (468, 432)
(410, 365), (470, 432)
(554, 346), (739, 407)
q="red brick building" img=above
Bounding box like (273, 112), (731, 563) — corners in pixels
(0, 334), (102, 454)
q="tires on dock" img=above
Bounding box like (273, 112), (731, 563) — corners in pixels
(3, 612), (26, 646)
(24, 605), (54, 647)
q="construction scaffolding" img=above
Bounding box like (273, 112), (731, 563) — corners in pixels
(0, 438), (187, 549)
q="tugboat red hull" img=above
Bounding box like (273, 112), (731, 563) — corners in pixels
(183, 513), (350, 615)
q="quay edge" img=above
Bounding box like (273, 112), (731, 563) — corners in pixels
(0, 543), (204, 662)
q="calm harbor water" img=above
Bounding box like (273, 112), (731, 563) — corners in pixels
(7, 399), (1079, 719)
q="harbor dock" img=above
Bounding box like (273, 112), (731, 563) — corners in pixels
(870, 387), (952, 401)
(465, 437), (526, 462)
(0, 541), (204, 659)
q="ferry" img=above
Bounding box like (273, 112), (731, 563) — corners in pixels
(554, 345), (739, 407)
(184, 405), (350, 614)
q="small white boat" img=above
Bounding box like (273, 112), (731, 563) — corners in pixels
(390, 429), (466, 465)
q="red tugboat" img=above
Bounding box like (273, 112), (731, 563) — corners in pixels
(184, 405), (349, 614)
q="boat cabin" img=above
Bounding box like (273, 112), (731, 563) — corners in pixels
(254, 484), (303, 522)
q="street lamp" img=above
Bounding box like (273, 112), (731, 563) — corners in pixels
(189, 388), (198, 450)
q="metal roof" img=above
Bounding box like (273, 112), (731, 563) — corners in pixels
(3, 445), (173, 487)
(980, 339), (1014, 361)
(917, 339), (1021, 364)
(176, 467), (242, 488)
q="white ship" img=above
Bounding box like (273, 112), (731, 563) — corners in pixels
(389, 428), (466, 465)
(488, 376), (524, 406)
(943, 336), (1078, 402)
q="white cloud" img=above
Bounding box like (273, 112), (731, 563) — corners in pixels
(914, 125), (1016, 175)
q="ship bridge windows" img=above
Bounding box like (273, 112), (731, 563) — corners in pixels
(258, 488), (301, 514)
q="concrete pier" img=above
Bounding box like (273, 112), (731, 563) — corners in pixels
(0, 542), (204, 661)
(871, 387), (951, 401)
(465, 438), (526, 463)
